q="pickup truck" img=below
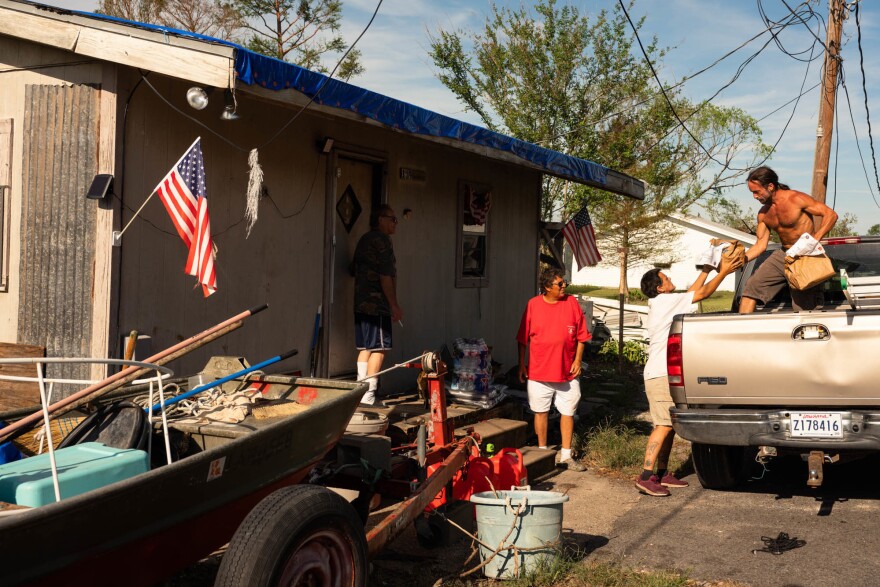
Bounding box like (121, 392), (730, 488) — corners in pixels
(668, 236), (880, 489)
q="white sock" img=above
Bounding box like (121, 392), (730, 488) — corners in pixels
(357, 361), (368, 381)
(560, 448), (572, 461)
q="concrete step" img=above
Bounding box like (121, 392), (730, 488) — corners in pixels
(456, 418), (528, 450)
(521, 446), (557, 482)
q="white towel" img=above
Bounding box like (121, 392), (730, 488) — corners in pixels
(786, 233), (825, 257)
(695, 241), (730, 269)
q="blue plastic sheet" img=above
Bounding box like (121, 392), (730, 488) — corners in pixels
(72, 8), (609, 187)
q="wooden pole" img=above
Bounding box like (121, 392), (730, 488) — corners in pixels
(618, 247), (628, 373)
(810, 0), (846, 207)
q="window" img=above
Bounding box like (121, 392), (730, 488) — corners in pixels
(456, 180), (492, 288)
(0, 119), (12, 293)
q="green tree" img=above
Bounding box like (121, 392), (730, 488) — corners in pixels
(698, 194), (758, 235)
(867, 223), (880, 236)
(430, 0), (768, 296)
(828, 212), (859, 237)
(98, 0), (242, 38)
(233, 0), (363, 79)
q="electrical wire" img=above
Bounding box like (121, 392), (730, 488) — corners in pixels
(838, 66), (880, 208)
(616, 0), (733, 171)
(138, 0), (384, 154)
(854, 1), (880, 196)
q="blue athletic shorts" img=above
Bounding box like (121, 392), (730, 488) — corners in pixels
(355, 313), (392, 351)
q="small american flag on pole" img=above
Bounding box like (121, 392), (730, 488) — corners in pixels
(563, 207), (602, 268)
(155, 137), (216, 297)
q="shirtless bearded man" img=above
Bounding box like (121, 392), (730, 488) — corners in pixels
(739, 166), (838, 313)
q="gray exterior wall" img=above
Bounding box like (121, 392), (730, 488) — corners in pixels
(0, 37), (542, 388)
(115, 72), (541, 385)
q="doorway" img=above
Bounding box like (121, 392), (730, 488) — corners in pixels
(325, 151), (385, 377)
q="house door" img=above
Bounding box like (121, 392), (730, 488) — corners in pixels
(327, 154), (384, 377)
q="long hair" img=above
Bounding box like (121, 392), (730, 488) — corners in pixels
(747, 166), (790, 190)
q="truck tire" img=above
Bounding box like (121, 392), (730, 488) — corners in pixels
(215, 485), (367, 587)
(691, 443), (754, 490)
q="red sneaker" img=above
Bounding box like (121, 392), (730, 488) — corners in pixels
(634, 475), (670, 497)
(660, 473), (689, 488)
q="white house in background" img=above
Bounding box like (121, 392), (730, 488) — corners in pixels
(571, 212), (757, 292)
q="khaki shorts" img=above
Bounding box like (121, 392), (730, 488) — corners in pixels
(742, 249), (823, 311)
(644, 377), (674, 427)
(527, 379), (581, 416)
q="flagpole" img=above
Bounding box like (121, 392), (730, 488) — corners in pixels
(114, 136), (203, 241)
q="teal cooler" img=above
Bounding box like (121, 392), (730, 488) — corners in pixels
(0, 442), (149, 507)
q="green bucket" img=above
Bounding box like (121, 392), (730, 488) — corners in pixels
(470, 489), (569, 579)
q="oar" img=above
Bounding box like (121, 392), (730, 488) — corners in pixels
(0, 304), (268, 442)
(146, 349), (298, 413)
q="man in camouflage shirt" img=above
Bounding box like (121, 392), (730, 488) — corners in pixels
(353, 204), (403, 405)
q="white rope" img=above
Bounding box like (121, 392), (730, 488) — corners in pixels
(245, 148), (263, 238)
(35, 366), (61, 503)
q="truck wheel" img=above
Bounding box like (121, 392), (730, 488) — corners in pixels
(215, 485), (367, 587)
(691, 443), (754, 490)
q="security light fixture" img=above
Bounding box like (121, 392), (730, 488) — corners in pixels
(220, 88), (239, 121)
(186, 87), (211, 110)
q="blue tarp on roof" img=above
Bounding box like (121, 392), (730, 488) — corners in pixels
(71, 7), (609, 188)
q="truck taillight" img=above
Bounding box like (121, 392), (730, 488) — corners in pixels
(824, 236), (861, 245)
(667, 332), (684, 387)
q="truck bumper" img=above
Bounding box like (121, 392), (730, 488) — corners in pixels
(670, 407), (880, 450)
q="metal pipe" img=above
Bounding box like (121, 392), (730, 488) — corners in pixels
(146, 349), (297, 412)
(365, 440), (469, 558)
(0, 304), (267, 442)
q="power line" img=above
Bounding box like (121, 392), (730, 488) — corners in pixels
(616, 0), (734, 170)
(854, 1), (880, 196)
(838, 64), (880, 208)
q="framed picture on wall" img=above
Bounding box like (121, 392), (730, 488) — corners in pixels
(456, 180), (492, 288)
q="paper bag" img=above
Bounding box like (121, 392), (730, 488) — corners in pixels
(784, 253), (835, 290)
(712, 239), (746, 268)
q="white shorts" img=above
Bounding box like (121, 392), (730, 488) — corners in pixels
(527, 379), (581, 416)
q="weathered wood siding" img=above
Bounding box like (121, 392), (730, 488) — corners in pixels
(18, 83), (99, 384)
(0, 35), (107, 386)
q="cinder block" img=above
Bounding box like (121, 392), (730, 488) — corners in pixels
(337, 433), (392, 472)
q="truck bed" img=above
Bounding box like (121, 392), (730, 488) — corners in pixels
(672, 308), (880, 406)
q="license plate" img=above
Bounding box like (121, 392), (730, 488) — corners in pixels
(790, 412), (843, 438)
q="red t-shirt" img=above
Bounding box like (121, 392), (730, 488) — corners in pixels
(516, 294), (590, 382)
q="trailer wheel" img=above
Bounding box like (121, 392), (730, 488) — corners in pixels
(215, 485), (367, 587)
(691, 442), (755, 490)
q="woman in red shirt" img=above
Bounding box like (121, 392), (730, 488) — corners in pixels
(517, 268), (590, 472)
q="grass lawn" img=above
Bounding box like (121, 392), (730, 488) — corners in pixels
(569, 284), (735, 313)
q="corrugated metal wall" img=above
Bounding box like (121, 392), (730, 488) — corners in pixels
(18, 84), (99, 385)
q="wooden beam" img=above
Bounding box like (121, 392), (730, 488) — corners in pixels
(0, 2), (233, 88)
(89, 62), (119, 381)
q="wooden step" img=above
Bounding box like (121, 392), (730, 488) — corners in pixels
(455, 417), (527, 450)
(521, 446), (558, 481)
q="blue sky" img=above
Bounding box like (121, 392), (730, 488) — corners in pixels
(49, 0), (880, 231)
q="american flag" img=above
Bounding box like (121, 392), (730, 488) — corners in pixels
(468, 187), (492, 225)
(155, 138), (216, 296)
(563, 207), (602, 268)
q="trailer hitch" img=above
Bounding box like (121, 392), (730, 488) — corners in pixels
(805, 451), (839, 487)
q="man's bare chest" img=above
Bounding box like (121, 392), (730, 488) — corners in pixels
(763, 205), (806, 229)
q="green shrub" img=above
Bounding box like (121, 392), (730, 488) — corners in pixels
(597, 339), (648, 366)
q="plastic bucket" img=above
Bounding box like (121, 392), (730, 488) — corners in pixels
(470, 489), (569, 579)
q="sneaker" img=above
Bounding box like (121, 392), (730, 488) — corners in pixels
(358, 400), (387, 408)
(558, 458), (587, 472)
(660, 473), (688, 488)
(634, 475), (670, 497)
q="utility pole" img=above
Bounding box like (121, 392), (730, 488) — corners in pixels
(810, 0), (847, 206)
